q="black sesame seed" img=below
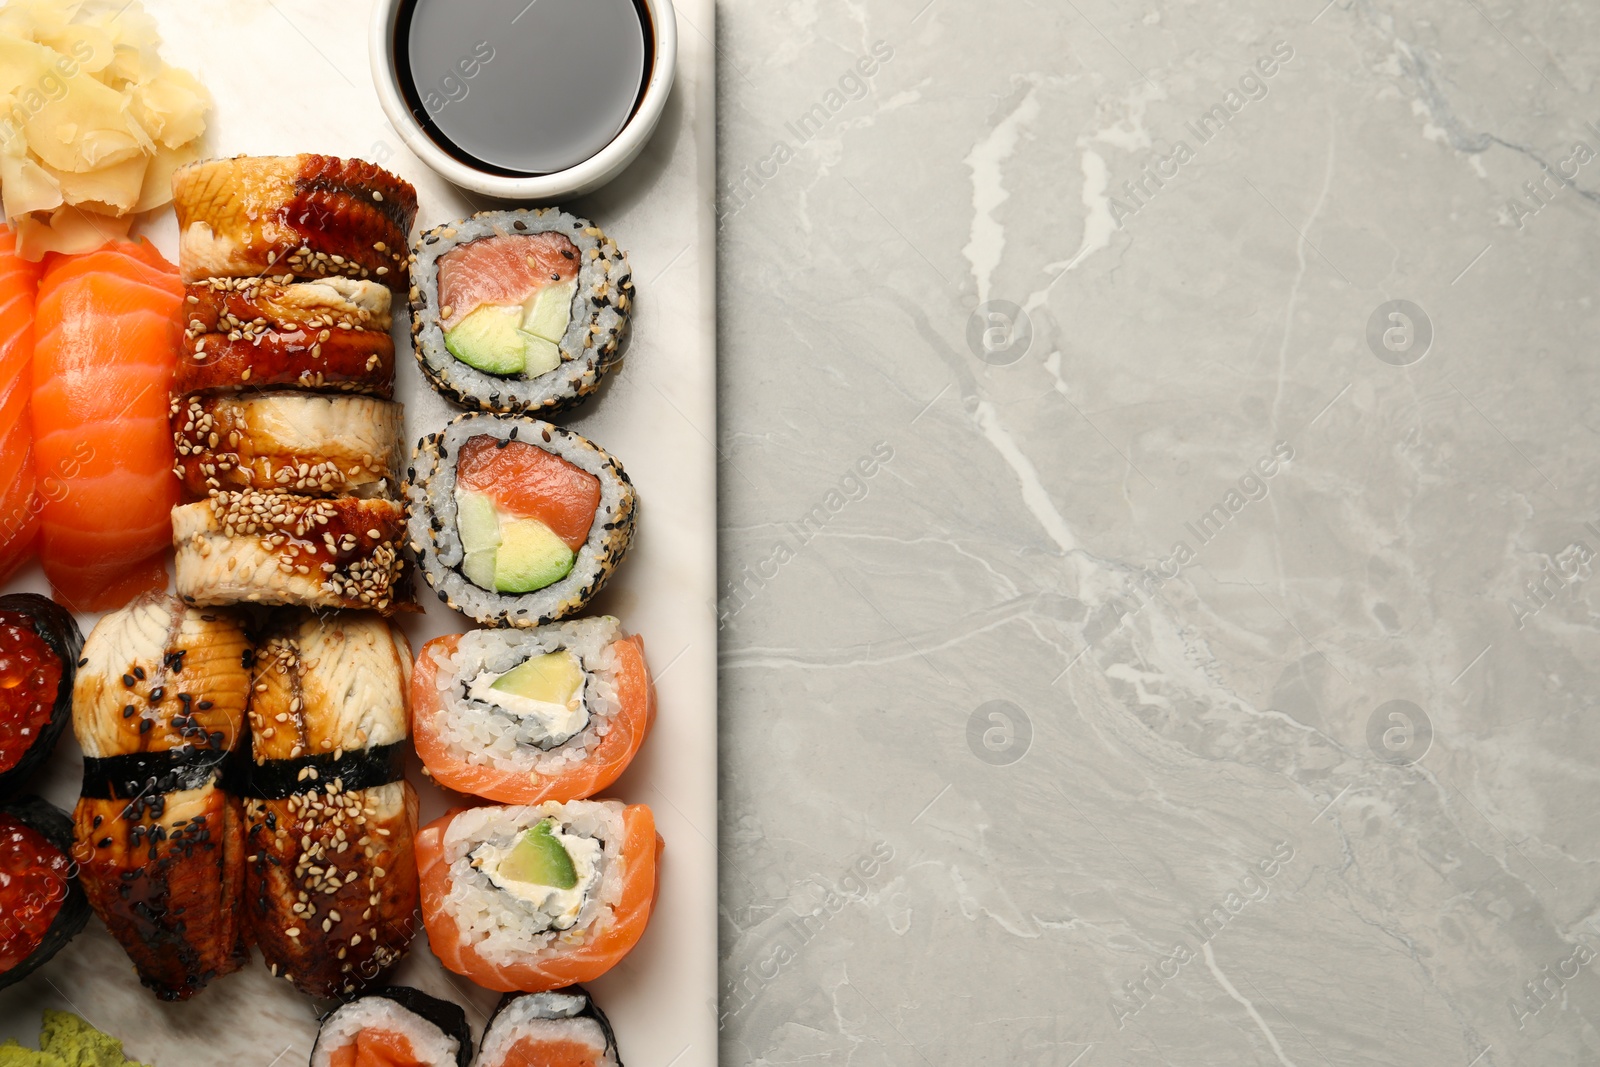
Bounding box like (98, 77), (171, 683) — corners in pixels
(149, 687), (165, 703)
(198, 700), (213, 710)
(133, 666), (145, 681)
(77, 657), (88, 668)
(122, 705), (135, 718)
(139, 719), (152, 734)
(122, 674), (135, 688)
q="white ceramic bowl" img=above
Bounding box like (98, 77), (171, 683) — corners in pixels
(369, 0), (676, 201)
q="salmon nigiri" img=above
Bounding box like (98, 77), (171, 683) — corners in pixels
(32, 240), (183, 612)
(411, 620), (655, 805)
(0, 225), (42, 581)
(416, 801), (661, 993)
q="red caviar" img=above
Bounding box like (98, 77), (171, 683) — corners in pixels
(0, 612), (60, 774)
(0, 813), (69, 971)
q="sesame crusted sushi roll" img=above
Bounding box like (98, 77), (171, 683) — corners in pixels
(173, 155), (417, 291)
(312, 987), (473, 1067)
(70, 594), (252, 1001)
(415, 800), (661, 993)
(477, 988), (621, 1067)
(172, 491), (411, 614)
(406, 415), (636, 628)
(171, 392), (404, 499)
(409, 209), (633, 415)
(242, 610), (420, 999)
(411, 619), (655, 805)
(175, 276), (395, 397)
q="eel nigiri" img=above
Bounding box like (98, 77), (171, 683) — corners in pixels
(70, 593), (251, 1000)
(32, 239), (183, 613)
(416, 800), (660, 993)
(243, 609), (419, 998)
(0, 224), (41, 581)
(411, 620), (655, 804)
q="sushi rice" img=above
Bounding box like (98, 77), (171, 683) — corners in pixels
(427, 619), (623, 777)
(312, 997), (460, 1067)
(439, 801), (626, 969)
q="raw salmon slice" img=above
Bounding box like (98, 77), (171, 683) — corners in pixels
(456, 434), (600, 551)
(437, 232), (579, 331)
(0, 224), (41, 582)
(32, 240), (182, 612)
(326, 1026), (426, 1067)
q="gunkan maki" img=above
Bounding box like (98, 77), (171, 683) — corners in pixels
(0, 593), (82, 796)
(0, 795), (91, 989)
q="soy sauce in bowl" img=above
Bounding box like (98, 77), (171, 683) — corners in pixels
(394, 0), (652, 177)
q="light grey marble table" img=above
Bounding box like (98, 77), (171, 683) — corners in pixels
(715, 0), (1600, 1063)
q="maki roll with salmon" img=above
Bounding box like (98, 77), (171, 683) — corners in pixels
(175, 276), (396, 397)
(0, 796), (90, 990)
(70, 593), (251, 1000)
(0, 594), (81, 797)
(477, 988), (621, 1067)
(406, 414), (636, 628)
(412, 619), (654, 804)
(409, 209), (633, 415)
(173, 155), (417, 291)
(242, 610), (420, 998)
(171, 392), (404, 498)
(311, 987), (472, 1067)
(416, 800), (661, 993)
(172, 490), (410, 614)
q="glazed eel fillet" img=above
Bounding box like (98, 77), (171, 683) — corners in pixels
(70, 593), (250, 1001)
(244, 609), (419, 998)
(174, 276), (396, 397)
(172, 154), (417, 291)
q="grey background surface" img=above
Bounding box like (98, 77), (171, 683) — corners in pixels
(714, 0), (1599, 1064)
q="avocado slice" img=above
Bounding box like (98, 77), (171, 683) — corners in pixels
(493, 518), (574, 593)
(524, 280), (576, 344)
(455, 489), (502, 589)
(500, 818), (578, 889)
(491, 650), (584, 707)
(445, 305), (528, 376)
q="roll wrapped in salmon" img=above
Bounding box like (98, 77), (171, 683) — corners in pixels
(242, 609), (420, 999)
(416, 800), (660, 993)
(412, 619), (654, 804)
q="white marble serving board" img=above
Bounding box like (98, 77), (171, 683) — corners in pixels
(0, 1), (717, 1064)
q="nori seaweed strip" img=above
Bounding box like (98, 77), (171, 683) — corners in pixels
(0, 595), (82, 797)
(485, 987), (621, 1066)
(79, 749), (230, 800)
(238, 741), (406, 800)
(0, 795), (90, 990)
(313, 986), (473, 1067)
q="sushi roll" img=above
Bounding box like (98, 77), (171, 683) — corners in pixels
(415, 800), (661, 993)
(174, 276), (395, 397)
(171, 392), (404, 498)
(173, 155), (417, 291)
(242, 610), (420, 998)
(477, 988), (620, 1067)
(408, 209), (633, 415)
(406, 414), (636, 628)
(0, 796), (90, 990)
(0, 594), (81, 797)
(172, 490), (410, 614)
(411, 619), (655, 804)
(70, 593), (251, 1000)
(311, 987), (472, 1067)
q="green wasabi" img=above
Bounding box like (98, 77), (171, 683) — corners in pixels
(0, 1011), (150, 1067)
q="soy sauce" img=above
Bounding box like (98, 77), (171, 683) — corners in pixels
(395, 0), (651, 176)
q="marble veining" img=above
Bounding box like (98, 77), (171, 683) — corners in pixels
(717, 0), (1600, 1063)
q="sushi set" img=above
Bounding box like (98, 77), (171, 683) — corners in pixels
(0, 0), (715, 1064)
